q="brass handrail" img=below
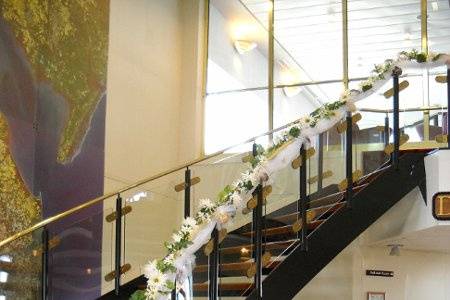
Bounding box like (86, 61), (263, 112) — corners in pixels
(0, 116), (306, 248)
(359, 106), (448, 114)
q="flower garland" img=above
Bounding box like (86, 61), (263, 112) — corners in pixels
(130, 50), (450, 300)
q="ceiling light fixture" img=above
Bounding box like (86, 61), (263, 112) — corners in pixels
(234, 40), (257, 54)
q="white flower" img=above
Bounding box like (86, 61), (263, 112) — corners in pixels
(197, 210), (211, 223)
(241, 170), (259, 188)
(198, 198), (215, 210)
(182, 217), (197, 228)
(231, 180), (241, 189)
(143, 260), (158, 279)
(230, 192), (243, 209)
(172, 232), (182, 243)
(148, 270), (168, 290)
(163, 254), (175, 265)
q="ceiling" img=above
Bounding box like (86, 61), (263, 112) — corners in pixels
(240, 0), (450, 81)
(371, 225), (450, 254)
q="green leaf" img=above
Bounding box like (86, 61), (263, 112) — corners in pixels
(218, 185), (233, 203)
(289, 126), (300, 138)
(130, 290), (147, 300)
(362, 83), (372, 92)
(416, 53), (427, 63)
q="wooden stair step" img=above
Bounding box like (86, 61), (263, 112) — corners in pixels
(220, 240), (298, 256)
(193, 282), (254, 297)
(194, 260), (281, 278)
(273, 202), (345, 224)
(309, 183), (367, 209)
(241, 219), (324, 238)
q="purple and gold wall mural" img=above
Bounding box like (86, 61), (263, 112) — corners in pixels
(0, 1), (110, 298)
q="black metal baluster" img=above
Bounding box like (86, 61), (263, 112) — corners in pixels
(346, 113), (353, 208)
(41, 227), (49, 300)
(317, 133), (324, 191)
(384, 114), (390, 147)
(251, 142), (258, 257)
(299, 145), (308, 251)
(392, 67), (402, 169)
(184, 168), (191, 218)
(172, 168), (192, 300)
(114, 194), (123, 296)
(208, 228), (219, 300)
(447, 68), (450, 149)
(171, 285), (177, 300)
(254, 185), (263, 299)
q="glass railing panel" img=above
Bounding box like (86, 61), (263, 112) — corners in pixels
(47, 204), (113, 300)
(0, 231), (41, 300)
(354, 111), (390, 177)
(121, 170), (184, 288)
(274, 83), (344, 129)
(204, 90), (269, 155)
(321, 117), (346, 196)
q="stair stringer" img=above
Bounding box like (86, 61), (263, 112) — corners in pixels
(246, 152), (427, 300)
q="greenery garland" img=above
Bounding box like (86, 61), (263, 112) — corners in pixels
(130, 49), (448, 300)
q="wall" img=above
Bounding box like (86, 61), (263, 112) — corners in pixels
(102, 0), (205, 293)
(294, 242), (450, 300)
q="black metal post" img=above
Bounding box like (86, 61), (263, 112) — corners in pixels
(251, 142), (258, 258)
(447, 68), (450, 149)
(254, 185), (263, 299)
(392, 67), (402, 169)
(41, 228), (49, 300)
(299, 145), (308, 251)
(346, 113), (353, 208)
(208, 228), (219, 300)
(171, 283), (177, 300)
(317, 133), (324, 191)
(184, 168), (191, 218)
(384, 114), (390, 147)
(114, 194), (122, 296)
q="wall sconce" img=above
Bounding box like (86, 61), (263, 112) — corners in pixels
(234, 40), (257, 54)
(283, 86), (302, 98)
(279, 61), (302, 97)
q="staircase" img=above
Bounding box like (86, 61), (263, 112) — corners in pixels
(100, 150), (427, 300)
(1, 70), (447, 300)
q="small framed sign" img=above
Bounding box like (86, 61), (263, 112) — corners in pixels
(366, 269), (394, 277)
(367, 292), (385, 300)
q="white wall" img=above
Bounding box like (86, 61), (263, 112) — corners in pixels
(102, 0), (205, 293)
(295, 243), (450, 300)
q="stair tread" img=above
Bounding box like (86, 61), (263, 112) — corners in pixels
(195, 260), (281, 273)
(309, 183), (368, 208)
(241, 219), (324, 237)
(220, 239), (298, 255)
(273, 202), (345, 224)
(194, 282), (253, 291)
